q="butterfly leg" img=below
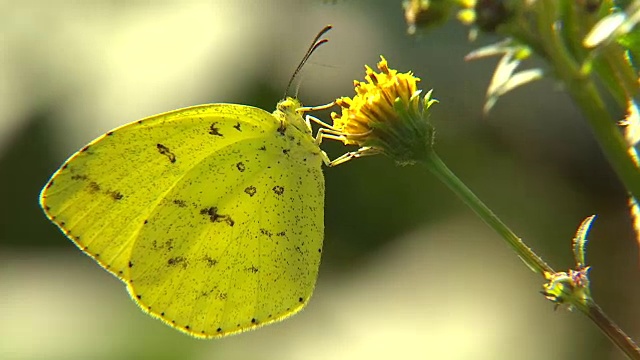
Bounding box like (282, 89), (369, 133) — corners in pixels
(299, 101), (336, 114)
(304, 113), (341, 132)
(320, 150), (332, 166)
(314, 127), (345, 145)
(313, 126), (373, 146)
(300, 103), (336, 132)
(306, 114), (380, 166)
(327, 146), (380, 167)
(312, 126), (379, 166)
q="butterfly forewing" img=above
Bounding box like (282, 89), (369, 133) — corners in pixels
(40, 104), (280, 280)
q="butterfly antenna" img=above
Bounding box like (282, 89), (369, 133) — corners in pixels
(285, 25), (333, 97)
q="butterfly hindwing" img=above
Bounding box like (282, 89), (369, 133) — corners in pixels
(127, 113), (325, 337)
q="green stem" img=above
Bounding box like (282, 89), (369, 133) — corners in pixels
(421, 150), (640, 359)
(601, 45), (640, 105)
(578, 300), (640, 360)
(420, 150), (554, 275)
(537, 0), (640, 204)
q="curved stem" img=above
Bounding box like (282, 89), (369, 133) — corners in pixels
(536, 0), (640, 204)
(579, 301), (640, 360)
(420, 150), (553, 275)
(421, 151), (640, 359)
(602, 45), (640, 105)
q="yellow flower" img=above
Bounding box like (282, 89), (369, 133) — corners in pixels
(331, 56), (437, 165)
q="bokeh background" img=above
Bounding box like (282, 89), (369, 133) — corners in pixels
(2, 1), (639, 359)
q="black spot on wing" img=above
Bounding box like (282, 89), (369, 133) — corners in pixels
(172, 199), (187, 207)
(202, 255), (218, 267)
(167, 256), (188, 269)
(260, 228), (273, 237)
(236, 162), (246, 172)
(272, 186), (284, 196)
(108, 190), (124, 200)
(258, 145), (267, 151)
(244, 186), (257, 197)
(233, 122), (242, 131)
(88, 181), (101, 193)
(71, 174), (89, 181)
(209, 123), (223, 136)
(200, 206), (234, 226)
(157, 143), (177, 163)
(152, 239), (174, 252)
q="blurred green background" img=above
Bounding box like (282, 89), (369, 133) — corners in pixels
(1, 1), (639, 359)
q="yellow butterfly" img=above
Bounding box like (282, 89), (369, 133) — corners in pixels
(40, 26), (343, 338)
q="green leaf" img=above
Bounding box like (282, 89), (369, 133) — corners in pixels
(583, 1), (640, 49)
(572, 215), (596, 268)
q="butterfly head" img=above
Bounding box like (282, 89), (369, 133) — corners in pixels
(274, 97), (310, 135)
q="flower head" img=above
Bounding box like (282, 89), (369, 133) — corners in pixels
(403, 0), (454, 35)
(541, 267), (592, 310)
(457, 0), (511, 34)
(331, 56), (437, 165)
